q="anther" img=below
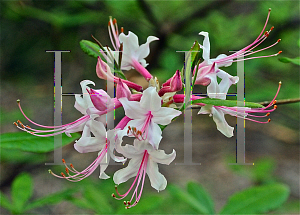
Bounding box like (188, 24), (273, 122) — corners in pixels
(268, 118), (271, 122)
(108, 21), (111, 26)
(70, 163), (74, 168)
(26, 125), (31, 128)
(269, 8), (271, 11)
(270, 26), (274, 31)
(266, 113), (270, 116)
(48, 169), (52, 174)
(277, 51), (282, 55)
(17, 99), (20, 103)
(13, 122), (18, 126)
(277, 39), (281, 43)
(274, 105), (277, 109)
(279, 81), (282, 85)
(123, 201), (127, 205)
(113, 18), (117, 25)
(127, 201), (131, 205)
(112, 193), (116, 198)
(61, 172), (66, 177)
(65, 168), (69, 174)
(121, 27), (124, 33)
(273, 100), (277, 104)
(62, 159), (66, 163)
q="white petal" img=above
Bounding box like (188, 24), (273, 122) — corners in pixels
(136, 36), (159, 61)
(74, 126), (105, 153)
(199, 31), (210, 63)
(147, 122), (162, 149)
(146, 160), (167, 191)
(74, 100), (87, 115)
(149, 149), (176, 165)
(115, 142), (139, 159)
(119, 98), (147, 119)
(87, 119), (106, 139)
(140, 87), (161, 112)
(119, 31), (139, 58)
(152, 107), (181, 125)
(198, 104), (213, 115)
(113, 156), (143, 185)
(211, 107), (234, 137)
(99, 152), (110, 179)
(206, 74), (219, 99)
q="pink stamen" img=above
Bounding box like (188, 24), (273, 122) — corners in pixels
(113, 151), (148, 208)
(49, 143), (109, 182)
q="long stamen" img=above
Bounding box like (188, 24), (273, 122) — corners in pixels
(113, 151), (148, 208)
(49, 144), (109, 182)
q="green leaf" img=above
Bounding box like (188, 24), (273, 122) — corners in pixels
(80, 184), (113, 214)
(251, 158), (276, 183)
(187, 182), (215, 214)
(192, 98), (264, 108)
(12, 173), (33, 214)
(279, 57), (300, 65)
(168, 184), (210, 214)
(0, 132), (80, 153)
(180, 41), (202, 83)
(80, 40), (101, 58)
(1, 148), (47, 163)
(219, 183), (290, 214)
(25, 188), (78, 211)
(0, 191), (13, 211)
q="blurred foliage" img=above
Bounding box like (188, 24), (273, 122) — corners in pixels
(0, 172), (291, 214)
(1, 0), (299, 131)
(0, 1), (299, 214)
(0, 132), (80, 153)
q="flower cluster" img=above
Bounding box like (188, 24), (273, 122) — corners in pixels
(15, 10), (282, 208)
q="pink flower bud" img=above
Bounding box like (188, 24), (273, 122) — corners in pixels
(87, 88), (113, 111)
(96, 57), (114, 81)
(158, 70), (182, 96)
(116, 78), (131, 99)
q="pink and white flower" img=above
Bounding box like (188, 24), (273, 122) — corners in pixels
(118, 87), (182, 149)
(112, 139), (176, 208)
(50, 128), (125, 181)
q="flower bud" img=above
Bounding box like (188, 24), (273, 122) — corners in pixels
(116, 78), (131, 99)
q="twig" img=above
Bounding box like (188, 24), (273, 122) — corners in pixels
(259, 98), (300, 106)
(189, 98), (300, 109)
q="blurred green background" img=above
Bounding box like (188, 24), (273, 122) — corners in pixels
(0, 0), (299, 214)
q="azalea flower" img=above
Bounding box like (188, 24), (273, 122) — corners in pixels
(14, 80), (103, 137)
(49, 128), (125, 181)
(194, 9), (281, 86)
(198, 76), (281, 137)
(119, 31), (159, 80)
(112, 139), (176, 208)
(101, 17), (158, 81)
(118, 87), (182, 149)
